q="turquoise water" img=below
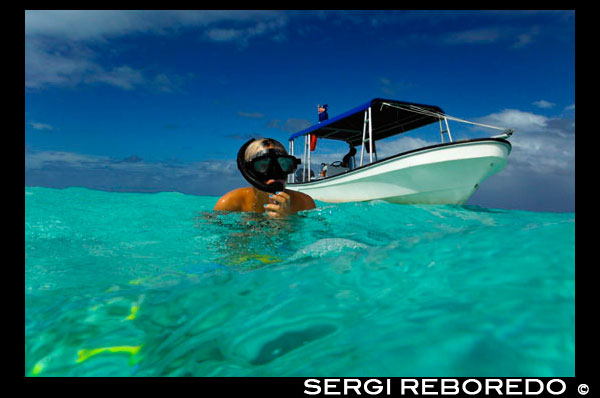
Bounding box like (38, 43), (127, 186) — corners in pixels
(25, 186), (575, 377)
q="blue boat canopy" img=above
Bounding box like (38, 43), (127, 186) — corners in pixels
(288, 98), (445, 147)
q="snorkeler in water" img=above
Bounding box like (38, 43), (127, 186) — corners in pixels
(214, 138), (316, 218)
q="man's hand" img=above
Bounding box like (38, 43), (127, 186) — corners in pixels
(264, 191), (292, 218)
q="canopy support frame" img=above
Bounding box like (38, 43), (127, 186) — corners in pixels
(359, 107), (377, 166)
(439, 116), (453, 143)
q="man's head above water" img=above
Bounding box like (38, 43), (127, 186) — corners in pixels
(244, 138), (289, 190)
(237, 138), (300, 194)
(216, 137), (315, 216)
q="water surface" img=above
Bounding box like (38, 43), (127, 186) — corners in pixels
(25, 187), (575, 376)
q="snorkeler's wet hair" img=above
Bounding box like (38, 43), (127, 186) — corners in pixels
(244, 138), (287, 162)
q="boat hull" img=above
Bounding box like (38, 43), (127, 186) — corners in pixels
(288, 139), (511, 205)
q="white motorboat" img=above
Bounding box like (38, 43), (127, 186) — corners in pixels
(286, 98), (513, 205)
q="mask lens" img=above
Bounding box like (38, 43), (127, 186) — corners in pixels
(252, 158), (271, 173)
(277, 157), (294, 172)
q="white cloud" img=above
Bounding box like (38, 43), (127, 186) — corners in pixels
(510, 26), (540, 49)
(512, 33), (533, 48)
(84, 65), (145, 90)
(25, 10), (287, 42)
(476, 109), (549, 133)
(436, 23), (543, 49)
(446, 104), (574, 211)
(442, 28), (501, 45)
(25, 150), (238, 175)
(475, 109), (574, 177)
(25, 10), (158, 41)
(25, 150), (108, 170)
(25, 34), (190, 91)
(25, 149), (243, 195)
(25, 10), (289, 90)
(25, 38), (97, 89)
(202, 16), (288, 46)
(25, 41), (188, 91)
(532, 100), (556, 109)
(28, 122), (54, 130)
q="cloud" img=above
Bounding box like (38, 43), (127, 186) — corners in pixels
(476, 109), (549, 132)
(25, 10), (287, 42)
(203, 16), (288, 45)
(25, 10), (289, 90)
(83, 65), (145, 90)
(25, 11), (570, 90)
(25, 36), (189, 91)
(442, 28), (501, 45)
(532, 100), (556, 109)
(25, 35), (166, 91)
(25, 38), (97, 89)
(511, 32), (534, 48)
(439, 25), (542, 49)
(510, 26), (541, 49)
(25, 150), (109, 170)
(25, 149), (245, 196)
(389, 25), (543, 50)
(467, 108), (574, 211)
(28, 122), (54, 131)
(25, 150), (238, 176)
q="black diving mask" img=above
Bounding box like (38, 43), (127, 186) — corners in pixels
(237, 139), (301, 194)
(250, 151), (300, 175)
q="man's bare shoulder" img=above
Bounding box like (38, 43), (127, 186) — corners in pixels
(287, 189), (316, 212)
(213, 187), (254, 211)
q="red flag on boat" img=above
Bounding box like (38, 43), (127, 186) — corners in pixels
(310, 134), (318, 151)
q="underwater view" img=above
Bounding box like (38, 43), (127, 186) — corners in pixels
(25, 186), (574, 377)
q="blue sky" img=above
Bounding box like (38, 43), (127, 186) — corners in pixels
(25, 10), (575, 212)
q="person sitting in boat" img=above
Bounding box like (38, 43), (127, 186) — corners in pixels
(214, 138), (316, 218)
(341, 144), (357, 170)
